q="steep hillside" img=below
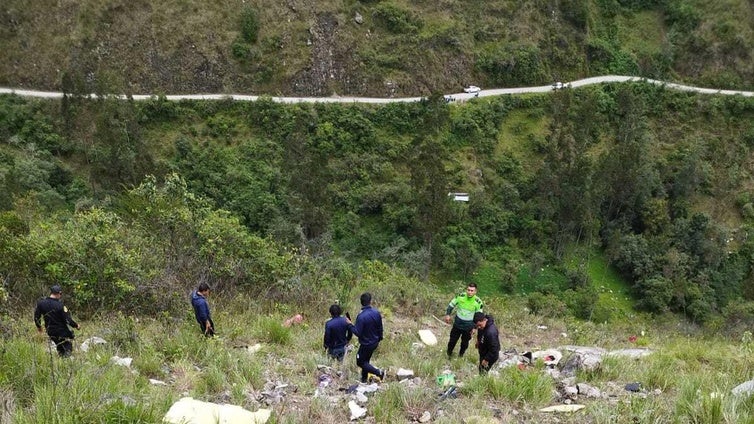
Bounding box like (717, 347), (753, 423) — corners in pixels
(1, 0), (754, 96)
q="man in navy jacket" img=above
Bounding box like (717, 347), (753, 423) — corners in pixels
(473, 312), (500, 374)
(191, 283), (214, 336)
(347, 292), (385, 383)
(324, 303), (352, 361)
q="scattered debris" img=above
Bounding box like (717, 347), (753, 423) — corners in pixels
(624, 382), (642, 392)
(110, 356), (132, 367)
(348, 400), (366, 420)
(354, 391), (368, 404)
(80, 336), (107, 352)
(438, 386), (457, 401)
(356, 383), (380, 394)
(436, 371), (455, 388)
(537, 325), (548, 330)
(418, 329), (438, 346)
(163, 397), (271, 424)
(532, 349), (562, 367)
(540, 404), (585, 413)
(732, 379), (754, 396)
(149, 379), (168, 386)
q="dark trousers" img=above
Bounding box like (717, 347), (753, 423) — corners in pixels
(197, 318), (215, 337)
(356, 343), (381, 382)
(50, 335), (73, 357)
(447, 325), (472, 357)
(328, 346), (346, 362)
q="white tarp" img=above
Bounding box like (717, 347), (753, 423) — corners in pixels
(163, 397), (271, 424)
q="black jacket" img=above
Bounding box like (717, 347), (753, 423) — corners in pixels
(477, 316), (500, 364)
(324, 316), (352, 350)
(34, 297), (78, 338)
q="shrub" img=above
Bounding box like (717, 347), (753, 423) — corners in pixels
(253, 316), (291, 345)
(239, 7), (260, 43)
(468, 366), (553, 405)
(526, 292), (568, 317)
(373, 3), (423, 34)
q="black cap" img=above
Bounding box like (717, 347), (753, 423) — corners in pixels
(50, 285), (62, 294)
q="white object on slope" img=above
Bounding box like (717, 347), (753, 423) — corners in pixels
(163, 397), (271, 424)
(418, 329), (437, 346)
(540, 404), (585, 413)
(80, 336), (107, 352)
(348, 400), (367, 420)
(110, 356), (133, 367)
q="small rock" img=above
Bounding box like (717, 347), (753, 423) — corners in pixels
(110, 356), (132, 367)
(81, 336), (107, 352)
(397, 368), (414, 380)
(577, 383), (601, 398)
(354, 12), (363, 24)
(418, 410), (431, 423)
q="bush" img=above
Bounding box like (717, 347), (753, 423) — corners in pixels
(239, 7), (260, 43)
(526, 292), (568, 317)
(373, 3), (423, 34)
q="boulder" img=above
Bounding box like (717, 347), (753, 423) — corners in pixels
(418, 330), (437, 346)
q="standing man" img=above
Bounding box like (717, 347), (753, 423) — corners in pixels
(473, 312), (500, 374)
(34, 285), (80, 357)
(444, 282), (484, 358)
(323, 304), (352, 361)
(191, 283), (214, 337)
(347, 293), (385, 383)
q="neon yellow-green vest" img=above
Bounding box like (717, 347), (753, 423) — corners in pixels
(446, 294), (484, 330)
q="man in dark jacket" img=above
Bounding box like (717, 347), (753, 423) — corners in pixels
(191, 283), (214, 336)
(473, 312), (500, 374)
(34, 285), (80, 357)
(323, 303), (352, 361)
(347, 293), (385, 383)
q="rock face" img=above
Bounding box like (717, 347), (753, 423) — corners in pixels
(163, 397), (271, 424)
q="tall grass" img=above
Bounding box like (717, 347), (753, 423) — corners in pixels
(5, 282), (754, 422)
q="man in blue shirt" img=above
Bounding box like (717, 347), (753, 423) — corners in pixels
(324, 304), (352, 361)
(191, 283), (214, 337)
(347, 292), (385, 383)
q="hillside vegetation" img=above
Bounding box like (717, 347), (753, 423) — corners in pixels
(1, 0), (754, 96)
(2, 82), (754, 327)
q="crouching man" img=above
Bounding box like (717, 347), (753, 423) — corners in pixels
(473, 312), (500, 374)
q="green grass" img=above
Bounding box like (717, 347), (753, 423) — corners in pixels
(4, 290), (754, 423)
(585, 249), (635, 320)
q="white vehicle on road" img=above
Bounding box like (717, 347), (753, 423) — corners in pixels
(463, 85), (481, 93)
(552, 82), (564, 90)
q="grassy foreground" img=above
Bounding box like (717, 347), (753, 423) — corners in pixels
(3, 289), (754, 423)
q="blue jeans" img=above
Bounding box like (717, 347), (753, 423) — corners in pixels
(328, 346), (345, 361)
